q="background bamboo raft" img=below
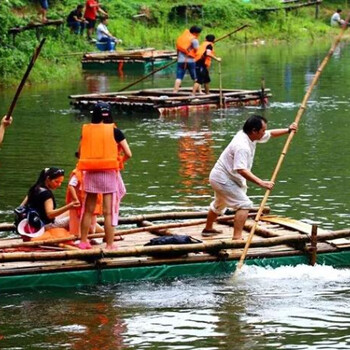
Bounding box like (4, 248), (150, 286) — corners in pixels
(81, 48), (177, 71)
(69, 87), (271, 116)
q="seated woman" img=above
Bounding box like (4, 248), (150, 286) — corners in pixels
(21, 167), (80, 234)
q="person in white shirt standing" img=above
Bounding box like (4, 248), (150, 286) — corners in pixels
(202, 115), (297, 239)
(96, 17), (122, 51)
(330, 9), (345, 27)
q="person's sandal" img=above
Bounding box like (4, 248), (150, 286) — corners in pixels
(201, 228), (223, 237)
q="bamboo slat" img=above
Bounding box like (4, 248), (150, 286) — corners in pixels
(1, 229), (350, 262)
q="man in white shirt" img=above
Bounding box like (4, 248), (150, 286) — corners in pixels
(202, 115), (297, 239)
(330, 9), (345, 27)
(96, 17), (122, 51)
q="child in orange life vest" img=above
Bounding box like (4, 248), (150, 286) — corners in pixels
(192, 34), (221, 95)
(66, 167), (103, 237)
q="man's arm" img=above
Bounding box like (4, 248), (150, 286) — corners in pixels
(0, 116), (12, 145)
(237, 169), (274, 190)
(270, 122), (297, 138)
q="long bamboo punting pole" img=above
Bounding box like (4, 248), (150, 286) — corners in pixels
(234, 19), (350, 275)
(1, 229), (350, 262)
(5, 38), (46, 120)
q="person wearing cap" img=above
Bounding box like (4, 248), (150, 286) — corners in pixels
(77, 102), (132, 250)
(20, 167), (80, 230)
(0, 115), (12, 145)
(96, 17), (122, 51)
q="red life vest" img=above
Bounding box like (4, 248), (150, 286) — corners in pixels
(77, 123), (122, 171)
(176, 29), (197, 58)
(195, 41), (215, 67)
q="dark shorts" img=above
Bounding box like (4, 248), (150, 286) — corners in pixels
(85, 18), (96, 29)
(195, 65), (210, 84)
(176, 62), (196, 81)
(39, 0), (49, 10)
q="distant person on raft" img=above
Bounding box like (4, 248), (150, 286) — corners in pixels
(192, 34), (221, 95)
(173, 25), (202, 93)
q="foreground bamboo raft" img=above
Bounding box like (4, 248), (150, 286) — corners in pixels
(0, 209), (350, 292)
(69, 87), (271, 116)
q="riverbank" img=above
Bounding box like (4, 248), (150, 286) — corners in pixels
(0, 0), (346, 87)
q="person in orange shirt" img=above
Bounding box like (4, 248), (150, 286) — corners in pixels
(66, 167), (103, 237)
(84, 0), (108, 41)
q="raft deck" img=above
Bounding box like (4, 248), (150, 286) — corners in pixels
(0, 210), (350, 292)
(81, 48), (177, 72)
(69, 87), (271, 116)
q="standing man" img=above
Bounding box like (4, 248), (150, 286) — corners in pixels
(0, 116), (12, 145)
(96, 17), (122, 51)
(67, 4), (87, 35)
(192, 34), (221, 95)
(202, 115), (297, 239)
(84, 0), (108, 41)
(173, 25), (202, 93)
(330, 9), (345, 27)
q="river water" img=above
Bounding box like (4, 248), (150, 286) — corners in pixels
(1, 40), (350, 349)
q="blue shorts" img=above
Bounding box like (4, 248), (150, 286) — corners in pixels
(39, 0), (49, 10)
(176, 62), (196, 81)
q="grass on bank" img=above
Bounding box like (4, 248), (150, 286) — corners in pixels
(0, 0), (345, 86)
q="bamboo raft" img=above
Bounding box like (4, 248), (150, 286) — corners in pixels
(0, 208), (350, 292)
(81, 48), (177, 71)
(69, 87), (271, 116)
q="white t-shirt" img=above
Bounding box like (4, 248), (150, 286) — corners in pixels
(96, 23), (110, 41)
(210, 130), (271, 188)
(331, 12), (343, 26)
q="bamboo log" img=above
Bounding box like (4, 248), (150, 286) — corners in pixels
(235, 16), (350, 274)
(0, 229), (349, 262)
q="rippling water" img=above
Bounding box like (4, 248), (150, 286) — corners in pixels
(1, 40), (350, 349)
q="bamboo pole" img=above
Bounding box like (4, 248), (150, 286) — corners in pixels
(218, 61), (223, 108)
(1, 229), (350, 262)
(5, 38), (46, 121)
(234, 18), (350, 275)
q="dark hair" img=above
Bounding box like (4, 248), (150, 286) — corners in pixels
(205, 34), (215, 42)
(337, 8), (342, 13)
(91, 101), (112, 123)
(189, 25), (202, 34)
(28, 167), (65, 197)
(77, 4), (84, 10)
(243, 115), (268, 134)
(101, 16), (108, 22)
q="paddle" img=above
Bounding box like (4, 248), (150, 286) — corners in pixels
(117, 24), (249, 93)
(234, 18), (350, 275)
(218, 61), (223, 108)
(5, 38), (46, 121)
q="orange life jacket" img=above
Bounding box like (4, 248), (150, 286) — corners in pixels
(77, 123), (122, 171)
(176, 29), (197, 58)
(195, 41), (215, 67)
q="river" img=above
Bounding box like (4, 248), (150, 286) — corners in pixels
(0, 39), (350, 349)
